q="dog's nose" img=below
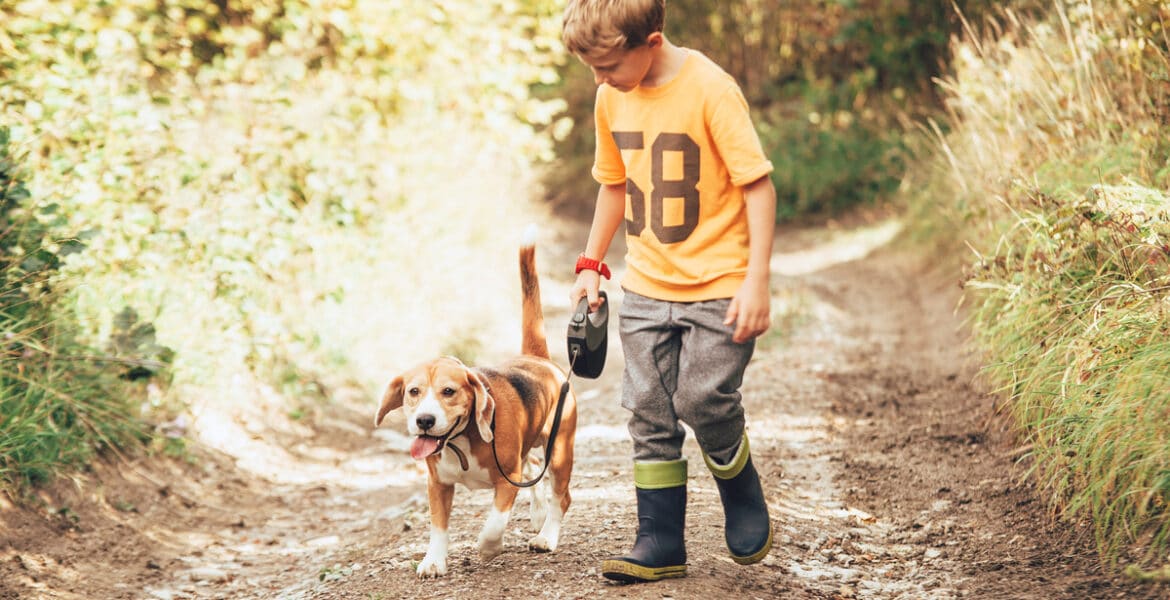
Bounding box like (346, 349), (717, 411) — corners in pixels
(416, 414), (436, 431)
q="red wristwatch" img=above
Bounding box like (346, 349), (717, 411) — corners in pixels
(574, 253), (611, 280)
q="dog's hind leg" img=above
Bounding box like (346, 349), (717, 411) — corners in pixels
(478, 483), (520, 562)
(525, 451), (549, 531)
(529, 428), (574, 553)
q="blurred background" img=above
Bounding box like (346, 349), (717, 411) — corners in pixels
(2, 0), (1168, 571)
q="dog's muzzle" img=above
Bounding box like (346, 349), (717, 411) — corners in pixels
(410, 416), (463, 460)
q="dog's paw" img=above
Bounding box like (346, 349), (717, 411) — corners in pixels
(416, 556), (447, 578)
(477, 536), (504, 562)
(527, 534), (556, 553)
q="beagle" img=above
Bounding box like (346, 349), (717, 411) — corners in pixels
(374, 237), (577, 578)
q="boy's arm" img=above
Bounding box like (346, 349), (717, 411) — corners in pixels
(725, 175), (777, 343)
(571, 182), (626, 312)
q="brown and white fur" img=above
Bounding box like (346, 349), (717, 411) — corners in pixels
(374, 232), (577, 578)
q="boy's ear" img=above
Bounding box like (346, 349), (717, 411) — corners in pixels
(646, 31), (664, 48)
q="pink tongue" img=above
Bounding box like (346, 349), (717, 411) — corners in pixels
(411, 436), (442, 460)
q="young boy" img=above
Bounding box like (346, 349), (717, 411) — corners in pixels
(562, 0), (777, 584)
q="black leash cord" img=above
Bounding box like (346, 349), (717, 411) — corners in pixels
(490, 349), (578, 488)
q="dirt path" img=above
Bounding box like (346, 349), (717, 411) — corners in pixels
(3, 217), (1168, 600)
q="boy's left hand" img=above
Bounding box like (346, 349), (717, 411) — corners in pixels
(724, 275), (771, 344)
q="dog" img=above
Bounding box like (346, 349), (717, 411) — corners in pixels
(374, 232), (577, 578)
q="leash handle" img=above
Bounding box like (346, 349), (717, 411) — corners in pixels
(567, 291), (607, 379)
(491, 348), (578, 488)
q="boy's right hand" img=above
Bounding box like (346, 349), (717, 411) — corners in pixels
(570, 270), (605, 313)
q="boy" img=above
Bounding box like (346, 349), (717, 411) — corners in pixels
(562, 0), (777, 584)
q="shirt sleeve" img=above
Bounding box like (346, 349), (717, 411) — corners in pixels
(708, 83), (773, 187)
(591, 86), (627, 186)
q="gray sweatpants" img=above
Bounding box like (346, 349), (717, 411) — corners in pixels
(618, 290), (756, 463)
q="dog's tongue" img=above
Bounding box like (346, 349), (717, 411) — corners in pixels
(411, 436), (442, 460)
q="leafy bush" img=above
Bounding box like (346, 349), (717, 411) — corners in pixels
(758, 77), (908, 218)
(0, 127), (152, 497)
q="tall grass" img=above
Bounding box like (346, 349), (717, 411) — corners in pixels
(906, 1), (1170, 570)
(0, 309), (152, 497)
(0, 128), (150, 498)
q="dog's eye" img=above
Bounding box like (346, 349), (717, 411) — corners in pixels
(408, 387), (420, 396)
(441, 387), (456, 397)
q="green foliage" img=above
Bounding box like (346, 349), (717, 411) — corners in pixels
(758, 78), (908, 218)
(0, 128), (152, 497)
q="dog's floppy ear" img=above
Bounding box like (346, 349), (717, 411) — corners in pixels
(467, 370), (495, 442)
(375, 375), (405, 427)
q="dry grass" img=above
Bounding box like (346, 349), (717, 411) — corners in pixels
(905, 0), (1170, 571)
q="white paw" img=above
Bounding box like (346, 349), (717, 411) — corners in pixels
(416, 555), (447, 578)
(528, 533), (557, 553)
(478, 535), (504, 562)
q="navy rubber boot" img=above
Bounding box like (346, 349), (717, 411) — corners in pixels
(601, 459), (688, 582)
(704, 435), (772, 564)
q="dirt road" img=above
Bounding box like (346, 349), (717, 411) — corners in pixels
(3, 217), (1167, 600)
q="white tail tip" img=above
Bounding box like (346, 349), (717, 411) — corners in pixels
(522, 223), (539, 247)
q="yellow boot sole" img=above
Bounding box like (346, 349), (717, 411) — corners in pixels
(600, 558), (687, 583)
(730, 526), (773, 565)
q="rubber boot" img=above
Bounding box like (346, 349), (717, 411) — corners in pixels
(703, 434), (773, 564)
(601, 459), (688, 583)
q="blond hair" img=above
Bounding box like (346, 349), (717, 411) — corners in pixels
(562, 0), (665, 58)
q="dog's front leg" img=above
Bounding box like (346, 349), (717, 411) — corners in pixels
(477, 482), (520, 562)
(418, 480), (455, 578)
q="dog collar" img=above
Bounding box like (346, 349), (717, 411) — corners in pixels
(438, 416), (470, 471)
(447, 440), (469, 471)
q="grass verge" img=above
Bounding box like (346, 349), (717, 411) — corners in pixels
(903, 0), (1170, 571)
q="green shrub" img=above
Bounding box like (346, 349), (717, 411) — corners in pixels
(0, 127), (153, 497)
(759, 88), (907, 219)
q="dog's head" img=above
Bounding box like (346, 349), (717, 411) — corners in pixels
(374, 356), (496, 460)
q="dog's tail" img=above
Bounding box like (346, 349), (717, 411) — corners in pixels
(519, 224), (550, 359)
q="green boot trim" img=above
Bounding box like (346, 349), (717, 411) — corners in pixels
(634, 458), (687, 490)
(703, 433), (750, 480)
(601, 559), (687, 582)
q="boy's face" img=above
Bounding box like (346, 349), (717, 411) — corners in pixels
(577, 33), (661, 92)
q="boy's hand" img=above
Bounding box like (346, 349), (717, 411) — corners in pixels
(725, 275), (771, 343)
(570, 270), (605, 313)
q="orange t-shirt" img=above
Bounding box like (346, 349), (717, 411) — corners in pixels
(592, 50), (773, 302)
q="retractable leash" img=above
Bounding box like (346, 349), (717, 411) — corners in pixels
(492, 291), (608, 488)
